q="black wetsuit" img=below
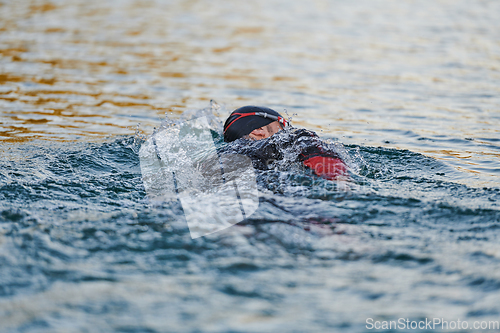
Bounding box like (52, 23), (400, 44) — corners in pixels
(218, 128), (346, 177)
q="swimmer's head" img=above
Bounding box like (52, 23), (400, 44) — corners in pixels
(223, 106), (286, 142)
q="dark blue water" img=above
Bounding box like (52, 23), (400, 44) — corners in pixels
(1, 133), (499, 332)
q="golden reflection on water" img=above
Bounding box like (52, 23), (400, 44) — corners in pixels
(0, 0), (499, 185)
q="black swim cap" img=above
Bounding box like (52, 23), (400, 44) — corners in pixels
(223, 106), (286, 142)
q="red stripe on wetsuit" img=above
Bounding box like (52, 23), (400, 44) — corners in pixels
(298, 134), (347, 180)
(302, 155), (347, 180)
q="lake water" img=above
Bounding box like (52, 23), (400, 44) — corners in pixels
(1, 0), (500, 332)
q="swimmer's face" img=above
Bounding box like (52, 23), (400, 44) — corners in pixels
(248, 121), (282, 140)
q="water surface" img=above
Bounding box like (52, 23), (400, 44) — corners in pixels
(1, 0), (500, 332)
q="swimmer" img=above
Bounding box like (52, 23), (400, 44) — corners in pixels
(222, 106), (347, 181)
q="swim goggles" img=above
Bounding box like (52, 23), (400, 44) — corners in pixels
(224, 111), (287, 134)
